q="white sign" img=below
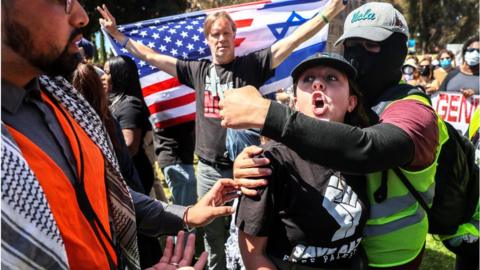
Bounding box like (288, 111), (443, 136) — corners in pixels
(431, 91), (480, 134)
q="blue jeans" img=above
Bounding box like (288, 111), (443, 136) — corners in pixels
(163, 164), (197, 206)
(197, 160), (233, 270)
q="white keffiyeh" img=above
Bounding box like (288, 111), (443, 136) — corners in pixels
(1, 75), (140, 270)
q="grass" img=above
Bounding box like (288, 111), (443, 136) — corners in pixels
(421, 235), (455, 270)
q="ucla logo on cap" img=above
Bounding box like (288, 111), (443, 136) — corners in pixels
(351, 8), (376, 23)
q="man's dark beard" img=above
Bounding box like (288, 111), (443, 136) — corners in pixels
(4, 12), (82, 77)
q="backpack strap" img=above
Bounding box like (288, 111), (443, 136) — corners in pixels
(374, 170), (389, 203)
(371, 84), (429, 116)
(392, 168), (430, 213)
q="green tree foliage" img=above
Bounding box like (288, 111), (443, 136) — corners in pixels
(186, 0), (252, 11)
(81, 0), (188, 62)
(83, 0), (478, 61)
(81, 0), (188, 37)
(393, 0), (479, 53)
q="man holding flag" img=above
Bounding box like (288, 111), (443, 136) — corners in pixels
(98, 1), (346, 268)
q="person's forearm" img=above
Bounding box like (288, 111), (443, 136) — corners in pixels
(270, 0), (344, 68)
(108, 30), (178, 76)
(130, 188), (186, 236)
(108, 28), (155, 62)
(261, 102), (415, 174)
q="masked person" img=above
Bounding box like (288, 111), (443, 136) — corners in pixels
(402, 58), (419, 85)
(434, 49), (456, 85)
(439, 36), (479, 98)
(416, 56), (440, 95)
(220, 2), (445, 269)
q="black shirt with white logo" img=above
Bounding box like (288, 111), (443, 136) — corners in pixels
(236, 141), (369, 268)
(176, 48), (274, 165)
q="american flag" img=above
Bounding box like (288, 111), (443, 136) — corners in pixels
(104, 0), (331, 129)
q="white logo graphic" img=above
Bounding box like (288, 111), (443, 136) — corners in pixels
(322, 174), (362, 241)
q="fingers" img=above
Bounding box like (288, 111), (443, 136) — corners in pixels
(235, 156), (270, 169)
(222, 192), (240, 204)
(158, 236), (174, 264)
(96, 5), (108, 19)
(103, 4), (114, 19)
(170, 231), (185, 264)
(235, 178), (267, 188)
(240, 186), (259, 196)
(194, 252), (209, 270)
(209, 206), (235, 217)
(234, 167), (271, 179)
(179, 233), (196, 267)
(215, 178), (239, 188)
(207, 179), (233, 199)
(240, 145), (264, 158)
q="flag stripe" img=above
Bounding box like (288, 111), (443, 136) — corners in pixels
(144, 85), (195, 106)
(154, 113), (196, 129)
(142, 77), (182, 97)
(234, 37), (246, 47)
(149, 102), (196, 122)
(234, 19), (254, 28)
(148, 92), (196, 113)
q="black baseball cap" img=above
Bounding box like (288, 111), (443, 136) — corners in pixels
(291, 52), (357, 83)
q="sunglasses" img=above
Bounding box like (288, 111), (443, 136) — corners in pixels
(466, 48), (479, 53)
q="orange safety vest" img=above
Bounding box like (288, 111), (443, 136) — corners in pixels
(6, 91), (117, 270)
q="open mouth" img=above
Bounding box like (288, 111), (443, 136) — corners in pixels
(311, 92), (327, 116)
(315, 98), (324, 109)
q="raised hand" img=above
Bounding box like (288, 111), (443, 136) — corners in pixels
(148, 231), (208, 270)
(97, 4), (121, 38)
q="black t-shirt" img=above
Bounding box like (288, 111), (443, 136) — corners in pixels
(176, 48), (275, 165)
(112, 119), (145, 194)
(236, 142), (368, 268)
(154, 121), (195, 168)
(110, 94), (155, 192)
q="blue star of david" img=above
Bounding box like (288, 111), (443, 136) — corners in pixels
(268, 11), (315, 41)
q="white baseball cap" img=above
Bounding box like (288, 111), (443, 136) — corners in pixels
(335, 2), (409, 46)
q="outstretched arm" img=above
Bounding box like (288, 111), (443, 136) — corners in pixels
(220, 86), (419, 174)
(97, 4), (178, 77)
(270, 0), (346, 68)
(184, 178), (266, 228)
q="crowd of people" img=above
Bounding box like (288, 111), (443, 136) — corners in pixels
(1, 0), (479, 270)
(400, 38), (479, 98)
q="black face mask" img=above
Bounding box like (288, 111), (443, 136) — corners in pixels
(344, 33), (408, 106)
(419, 66), (431, 76)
